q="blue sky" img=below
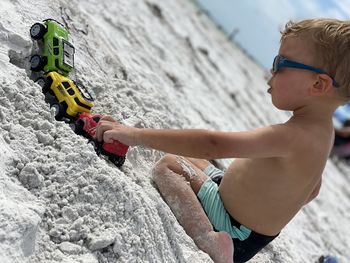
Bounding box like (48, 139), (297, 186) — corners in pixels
(197, 0), (350, 69)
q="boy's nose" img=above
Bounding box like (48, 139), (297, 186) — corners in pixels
(266, 69), (274, 86)
(268, 78), (273, 86)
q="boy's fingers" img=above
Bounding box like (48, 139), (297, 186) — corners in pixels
(100, 115), (117, 123)
(96, 122), (114, 141)
(103, 130), (114, 143)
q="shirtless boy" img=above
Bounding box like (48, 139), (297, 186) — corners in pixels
(95, 19), (350, 262)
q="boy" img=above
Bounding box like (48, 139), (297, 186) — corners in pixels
(95, 19), (350, 262)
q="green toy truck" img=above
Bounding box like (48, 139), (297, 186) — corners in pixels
(30, 19), (75, 75)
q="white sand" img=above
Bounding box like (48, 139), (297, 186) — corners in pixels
(0, 0), (349, 262)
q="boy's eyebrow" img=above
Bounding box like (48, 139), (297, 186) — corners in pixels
(278, 53), (290, 59)
(278, 54), (306, 63)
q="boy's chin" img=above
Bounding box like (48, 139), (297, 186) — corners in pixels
(271, 99), (295, 111)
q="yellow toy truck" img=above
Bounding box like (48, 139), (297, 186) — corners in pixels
(36, 72), (94, 121)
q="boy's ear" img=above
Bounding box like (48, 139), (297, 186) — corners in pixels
(309, 74), (333, 96)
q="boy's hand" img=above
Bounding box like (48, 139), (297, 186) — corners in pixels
(95, 116), (140, 146)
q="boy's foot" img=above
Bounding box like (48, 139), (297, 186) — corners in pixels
(195, 231), (233, 263)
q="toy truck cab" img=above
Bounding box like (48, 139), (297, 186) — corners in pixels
(36, 71), (94, 121)
(30, 19), (75, 75)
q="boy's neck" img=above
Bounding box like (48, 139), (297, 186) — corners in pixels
(289, 101), (339, 125)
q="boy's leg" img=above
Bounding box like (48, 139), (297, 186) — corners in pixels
(152, 154), (233, 263)
(185, 157), (224, 185)
(184, 157), (212, 171)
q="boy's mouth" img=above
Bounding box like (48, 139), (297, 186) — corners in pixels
(268, 87), (272, 93)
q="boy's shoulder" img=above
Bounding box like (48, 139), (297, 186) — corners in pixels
(279, 120), (334, 154)
(215, 119), (332, 159)
(266, 121), (325, 149)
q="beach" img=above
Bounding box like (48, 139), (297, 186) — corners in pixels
(0, 0), (349, 262)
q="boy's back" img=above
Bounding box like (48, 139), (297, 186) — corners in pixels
(220, 119), (334, 236)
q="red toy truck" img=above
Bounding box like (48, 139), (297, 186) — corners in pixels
(73, 112), (129, 167)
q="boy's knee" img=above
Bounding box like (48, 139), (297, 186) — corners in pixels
(159, 154), (178, 165)
(152, 154), (178, 182)
(154, 154), (177, 171)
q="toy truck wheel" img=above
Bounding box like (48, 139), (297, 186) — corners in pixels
(88, 140), (96, 149)
(35, 77), (46, 88)
(51, 103), (65, 121)
(88, 140), (101, 155)
(72, 120), (85, 135)
(35, 77), (51, 93)
(30, 55), (45, 71)
(30, 23), (47, 40)
(109, 155), (126, 167)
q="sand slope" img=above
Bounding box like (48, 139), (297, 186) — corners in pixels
(0, 0), (349, 262)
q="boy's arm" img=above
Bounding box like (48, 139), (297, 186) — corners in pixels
(96, 118), (295, 159)
(136, 124), (294, 159)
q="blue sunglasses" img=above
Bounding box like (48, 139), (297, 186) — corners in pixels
(272, 55), (339, 87)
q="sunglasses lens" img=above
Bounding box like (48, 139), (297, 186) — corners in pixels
(272, 56), (277, 72)
(273, 55), (282, 73)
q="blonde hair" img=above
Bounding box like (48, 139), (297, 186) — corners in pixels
(281, 19), (350, 102)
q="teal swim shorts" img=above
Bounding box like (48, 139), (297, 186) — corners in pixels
(198, 164), (280, 262)
(197, 165), (251, 240)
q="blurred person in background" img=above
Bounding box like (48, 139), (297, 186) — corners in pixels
(332, 102), (350, 159)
